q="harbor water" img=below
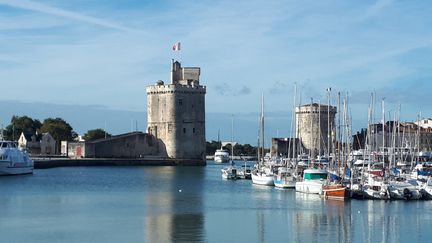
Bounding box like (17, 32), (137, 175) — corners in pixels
(0, 161), (431, 243)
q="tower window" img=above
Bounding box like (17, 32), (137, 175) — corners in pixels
(179, 99), (183, 106)
(183, 128), (186, 133)
(193, 128), (196, 133)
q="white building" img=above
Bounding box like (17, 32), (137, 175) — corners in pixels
(415, 118), (432, 129)
(18, 132), (56, 155)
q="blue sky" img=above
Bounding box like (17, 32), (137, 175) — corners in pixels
(0, 0), (431, 143)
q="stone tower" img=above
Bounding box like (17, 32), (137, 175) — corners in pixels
(295, 103), (337, 158)
(146, 60), (206, 164)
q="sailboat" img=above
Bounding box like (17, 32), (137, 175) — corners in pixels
(252, 94), (274, 186)
(359, 97), (391, 200)
(322, 92), (350, 200)
(273, 84), (297, 188)
(221, 115), (238, 180)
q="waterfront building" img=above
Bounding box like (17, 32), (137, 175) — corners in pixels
(354, 121), (432, 153)
(18, 132), (56, 155)
(64, 132), (159, 158)
(295, 103), (337, 158)
(146, 60), (206, 164)
(270, 137), (304, 158)
(415, 118), (432, 129)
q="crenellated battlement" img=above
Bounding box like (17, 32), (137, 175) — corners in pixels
(146, 83), (206, 95)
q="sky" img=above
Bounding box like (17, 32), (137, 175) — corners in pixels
(0, 0), (431, 144)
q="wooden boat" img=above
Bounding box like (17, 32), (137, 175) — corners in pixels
(322, 183), (350, 200)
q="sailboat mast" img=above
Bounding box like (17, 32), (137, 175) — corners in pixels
(288, 83), (297, 160)
(231, 114), (234, 162)
(310, 98), (314, 161)
(261, 93), (265, 162)
(382, 99), (385, 164)
(318, 101), (321, 158)
(327, 88), (331, 159)
(337, 92), (341, 177)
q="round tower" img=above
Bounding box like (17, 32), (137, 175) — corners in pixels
(146, 60), (206, 164)
(295, 103), (337, 158)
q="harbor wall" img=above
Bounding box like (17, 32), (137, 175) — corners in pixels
(34, 157), (206, 168)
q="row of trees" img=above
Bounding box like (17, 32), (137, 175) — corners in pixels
(206, 140), (257, 156)
(2, 115), (111, 143)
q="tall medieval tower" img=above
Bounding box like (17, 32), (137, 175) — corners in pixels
(146, 60), (206, 164)
(296, 103), (337, 158)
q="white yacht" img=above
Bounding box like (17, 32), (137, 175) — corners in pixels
(295, 168), (327, 194)
(0, 141), (34, 175)
(214, 149), (230, 163)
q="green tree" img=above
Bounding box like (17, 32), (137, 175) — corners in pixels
(206, 140), (222, 155)
(4, 115), (42, 141)
(39, 118), (74, 142)
(206, 140), (257, 156)
(83, 128), (111, 141)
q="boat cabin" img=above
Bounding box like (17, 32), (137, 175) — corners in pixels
(0, 141), (18, 149)
(303, 169), (328, 180)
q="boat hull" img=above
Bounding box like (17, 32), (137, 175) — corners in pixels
(215, 157), (229, 163)
(274, 179), (295, 188)
(362, 187), (390, 200)
(0, 162), (33, 175)
(221, 168), (237, 180)
(421, 187), (432, 200)
(295, 180), (324, 194)
(252, 173), (274, 186)
(322, 184), (350, 200)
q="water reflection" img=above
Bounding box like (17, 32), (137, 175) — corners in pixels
(291, 193), (353, 243)
(1, 165), (432, 243)
(144, 167), (205, 243)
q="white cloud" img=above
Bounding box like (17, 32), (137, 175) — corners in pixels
(0, 0), (135, 31)
(362, 0), (394, 20)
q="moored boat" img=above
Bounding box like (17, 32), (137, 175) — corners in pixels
(238, 164), (252, 179)
(420, 178), (432, 199)
(0, 141), (34, 175)
(273, 167), (296, 188)
(322, 183), (350, 200)
(214, 149), (230, 163)
(252, 167), (274, 186)
(221, 165), (237, 180)
(295, 168), (327, 194)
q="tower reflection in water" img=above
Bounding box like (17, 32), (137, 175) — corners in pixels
(144, 167), (204, 242)
(292, 193), (353, 243)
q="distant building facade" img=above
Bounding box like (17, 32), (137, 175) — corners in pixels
(270, 137), (305, 158)
(415, 118), (432, 129)
(18, 132), (56, 155)
(353, 121), (432, 152)
(295, 103), (337, 157)
(146, 60), (206, 164)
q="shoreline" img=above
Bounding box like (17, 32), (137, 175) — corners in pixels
(33, 157), (206, 168)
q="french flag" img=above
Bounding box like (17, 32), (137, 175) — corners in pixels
(172, 42), (181, 51)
